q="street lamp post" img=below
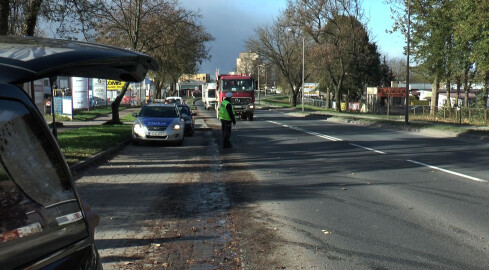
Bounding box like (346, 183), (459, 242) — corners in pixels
(301, 36), (305, 112)
(287, 27), (305, 112)
(257, 65), (260, 105)
(258, 64), (266, 104)
(405, 0), (411, 124)
(264, 64), (267, 98)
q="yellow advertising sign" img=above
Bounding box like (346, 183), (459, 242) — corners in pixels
(107, 80), (124, 91)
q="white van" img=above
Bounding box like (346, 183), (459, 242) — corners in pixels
(202, 82), (217, 110)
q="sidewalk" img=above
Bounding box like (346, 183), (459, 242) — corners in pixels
(74, 122), (236, 270)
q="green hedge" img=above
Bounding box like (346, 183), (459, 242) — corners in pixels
(410, 99), (430, 106)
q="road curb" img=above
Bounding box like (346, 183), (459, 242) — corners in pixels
(70, 139), (130, 175)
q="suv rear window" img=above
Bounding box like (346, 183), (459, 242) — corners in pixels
(0, 99), (87, 269)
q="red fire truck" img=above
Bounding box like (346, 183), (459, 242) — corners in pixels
(215, 74), (255, 121)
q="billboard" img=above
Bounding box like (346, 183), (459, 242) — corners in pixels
(304, 83), (319, 96)
(92, 78), (107, 106)
(378, 87), (406, 98)
(107, 80), (124, 91)
(72, 77), (89, 109)
(33, 80), (46, 113)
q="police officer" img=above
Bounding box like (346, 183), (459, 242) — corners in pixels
(219, 91), (236, 148)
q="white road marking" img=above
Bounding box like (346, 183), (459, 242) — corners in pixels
(349, 143), (386, 154)
(267, 120), (486, 183)
(268, 121), (386, 155)
(407, 160), (487, 182)
(267, 120), (342, 141)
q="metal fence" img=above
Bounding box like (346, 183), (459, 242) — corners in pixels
(300, 98), (489, 125)
(303, 98), (328, 108)
(410, 105), (489, 125)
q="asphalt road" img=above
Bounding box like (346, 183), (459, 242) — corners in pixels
(199, 101), (489, 270)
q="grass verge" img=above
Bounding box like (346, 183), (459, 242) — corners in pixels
(121, 112), (137, 122)
(72, 106), (137, 121)
(44, 114), (72, 122)
(58, 124), (131, 165)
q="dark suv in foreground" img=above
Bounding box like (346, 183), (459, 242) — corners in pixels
(0, 36), (157, 269)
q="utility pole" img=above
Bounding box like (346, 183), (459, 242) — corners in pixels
(49, 76), (57, 139)
(265, 65), (267, 98)
(287, 27), (305, 111)
(257, 65), (260, 105)
(405, 0), (411, 124)
(302, 36), (305, 112)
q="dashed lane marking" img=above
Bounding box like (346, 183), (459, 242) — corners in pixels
(407, 160), (487, 183)
(267, 120), (342, 142)
(267, 120), (486, 183)
(349, 143), (386, 154)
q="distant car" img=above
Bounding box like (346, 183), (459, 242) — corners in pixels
(132, 103), (185, 145)
(178, 104), (197, 136)
(165, 96), (183, 104)
(0, 36), (157, 270)
(90, 96), (106, 107)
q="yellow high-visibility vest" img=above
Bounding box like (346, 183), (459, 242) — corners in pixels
(219, 99), (235, 120)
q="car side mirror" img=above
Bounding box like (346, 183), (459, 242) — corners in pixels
(132, 112), (138, 117)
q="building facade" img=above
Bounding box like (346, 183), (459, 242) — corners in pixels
(236, 52), (259, 75)
(179, 73), (210, 83)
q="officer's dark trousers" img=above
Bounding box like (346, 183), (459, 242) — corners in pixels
(221, 120), (232, 148)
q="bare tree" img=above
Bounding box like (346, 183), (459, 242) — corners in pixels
(95, 0), (175, 51)
(0, 0), (99, 39)
(246, 15), (311, 107)
(0, 0), (31, 35)
(151, 10), (213, 98)
(23, 0), (42, 36)
(93, 0), (175, 123)
(388, 56), (407, 82)
(93, 0), (212, 119)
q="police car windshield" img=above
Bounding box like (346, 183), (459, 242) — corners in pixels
(140, 106), (178, 118)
